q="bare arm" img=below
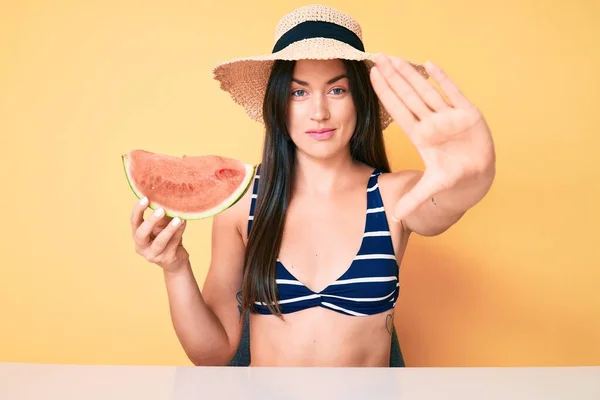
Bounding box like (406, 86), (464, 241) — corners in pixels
(163, 204), (247, 366)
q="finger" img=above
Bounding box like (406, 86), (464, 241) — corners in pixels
(148, 217), (185, 258)
(375, 54), (432, 120)
(370, 65), (417, 134)
(134, 206), (167, 247)
(424, 61), (472, 109)
(130, 196), (149, 236)
(161, 219), (187, 255)
(390, 56), (450, 112)
(150, 211), (173, 233)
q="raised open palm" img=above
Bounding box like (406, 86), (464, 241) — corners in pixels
(370, 54), (495, 221)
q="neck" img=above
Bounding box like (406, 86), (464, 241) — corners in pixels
(293, 150), (359, 196)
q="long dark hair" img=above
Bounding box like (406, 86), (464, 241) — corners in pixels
(240, 59), (391, 319)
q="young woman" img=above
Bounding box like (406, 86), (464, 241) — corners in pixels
(130, 5), (495, 367)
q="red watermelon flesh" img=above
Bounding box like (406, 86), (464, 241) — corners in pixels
(122, 150), (255, 220)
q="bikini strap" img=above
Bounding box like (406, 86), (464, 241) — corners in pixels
(365, 168), (393, 234)
(247, 164), (261, 237)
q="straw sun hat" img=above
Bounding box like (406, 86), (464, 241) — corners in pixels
(212, 4), (428, 130)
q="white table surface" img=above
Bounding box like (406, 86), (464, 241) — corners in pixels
(1, 362), (599, 399)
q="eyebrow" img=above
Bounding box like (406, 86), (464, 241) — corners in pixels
(292, 74), (348, 86)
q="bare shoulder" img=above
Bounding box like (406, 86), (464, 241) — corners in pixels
(213, 171), (255, 244)
(379, 169), (423, 204)
(377, 169), (423, 219)
(377, 169), (423, 238)
(375, 169), (423, 257)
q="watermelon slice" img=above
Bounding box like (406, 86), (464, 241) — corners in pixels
(122, 149), (255, 220)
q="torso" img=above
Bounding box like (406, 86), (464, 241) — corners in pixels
(236, 162), (411, 367)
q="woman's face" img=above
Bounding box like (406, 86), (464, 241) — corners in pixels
(286, 59), (357, 161)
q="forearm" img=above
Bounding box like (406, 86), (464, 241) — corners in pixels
(431, 160), (496, 217)
(162, 261), (232, 366)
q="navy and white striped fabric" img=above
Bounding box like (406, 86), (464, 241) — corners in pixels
(247, 165), (399, 317)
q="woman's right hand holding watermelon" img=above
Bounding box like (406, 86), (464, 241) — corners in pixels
(130, 196), (189, 273)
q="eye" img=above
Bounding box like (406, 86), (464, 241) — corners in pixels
(291, 89), (306, 97)
(330, 88), (346, 95)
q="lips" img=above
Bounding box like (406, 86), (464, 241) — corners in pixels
(307, 128), (335, 134)
(306, 128), (336, 141)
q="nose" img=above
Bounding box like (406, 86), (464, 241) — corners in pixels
(310, 94), (330, 122)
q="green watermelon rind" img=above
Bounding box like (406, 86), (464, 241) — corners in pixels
(121, 152), (255, 220)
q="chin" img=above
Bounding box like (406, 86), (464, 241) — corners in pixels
(293, 138), (351, 161)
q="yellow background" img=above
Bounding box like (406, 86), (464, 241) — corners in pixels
(1, 0), (598, 367)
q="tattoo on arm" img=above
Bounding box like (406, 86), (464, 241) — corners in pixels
(236, 290), (243, 317)
(385, 313), (394, 335)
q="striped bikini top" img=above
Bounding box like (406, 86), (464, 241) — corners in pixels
(247, 165), (400, 317)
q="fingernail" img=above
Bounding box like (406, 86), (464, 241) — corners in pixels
(154, 207), (164, 217)
(391, 215), (399, 223)
(172, 217), (181, 227)
(139, 196), (148, 206)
